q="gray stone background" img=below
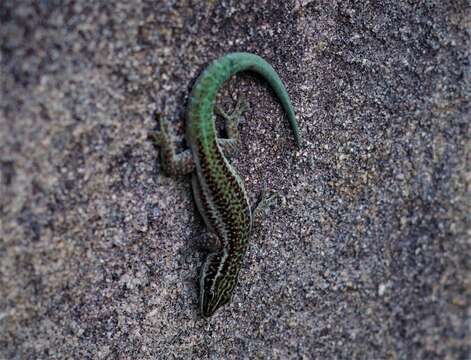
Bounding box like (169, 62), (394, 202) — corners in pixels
(1, 1), (470, 358)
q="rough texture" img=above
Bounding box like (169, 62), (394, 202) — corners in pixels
(1, 1), (469, 358)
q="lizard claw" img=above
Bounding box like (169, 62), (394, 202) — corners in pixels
(234, 98), (250, 114)
(252, 189), (281, 222)
(216, 99), (250, 126)
(150, 112), (170, 145)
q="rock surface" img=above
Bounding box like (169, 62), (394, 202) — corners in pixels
(1, 1), (469, 358)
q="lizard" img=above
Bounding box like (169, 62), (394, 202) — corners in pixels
(153, 52), (301, 317)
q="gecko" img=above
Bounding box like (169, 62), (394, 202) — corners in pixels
(153, 52), (301, 317)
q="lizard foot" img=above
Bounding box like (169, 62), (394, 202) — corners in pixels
(252, 189), (283, 224)
(150, 112), (170, 146)
(216, 99), (250, 141)
(216, 98), (250, 125)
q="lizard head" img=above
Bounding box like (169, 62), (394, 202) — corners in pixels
(199, 251), (239, 317)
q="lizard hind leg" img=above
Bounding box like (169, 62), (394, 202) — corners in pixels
(217, 138), (239, 158)
(151, 113), (195, 175)
(216, 99), (250, 145)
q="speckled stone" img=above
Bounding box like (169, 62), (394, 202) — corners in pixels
(1, 1), (469, 358)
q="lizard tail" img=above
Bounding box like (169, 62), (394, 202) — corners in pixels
(226, 52), (302, 148)
(193, 52), (302, 148)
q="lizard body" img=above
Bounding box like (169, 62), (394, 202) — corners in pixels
(154, 52), (300, 317)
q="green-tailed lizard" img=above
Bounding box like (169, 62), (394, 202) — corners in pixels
(153, 52), (301, 317)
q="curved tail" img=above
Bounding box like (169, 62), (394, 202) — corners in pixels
(194, 52), (302, 148)
(230, 53), (301, 147)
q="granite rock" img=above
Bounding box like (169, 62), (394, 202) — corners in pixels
(1, 1), (470, 358)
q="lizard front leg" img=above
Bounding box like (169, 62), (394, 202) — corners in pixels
(252, 190), (282, 226)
